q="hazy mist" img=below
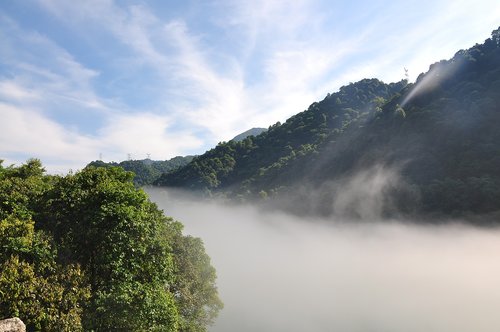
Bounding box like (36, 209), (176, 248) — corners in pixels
(146, 187), (500, 332)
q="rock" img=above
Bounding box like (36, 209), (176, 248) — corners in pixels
(0, 318), (26, 332)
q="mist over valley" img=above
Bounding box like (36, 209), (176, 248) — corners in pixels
(147, 187), (500, 332)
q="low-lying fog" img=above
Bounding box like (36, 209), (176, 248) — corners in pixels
(146, 187), (500, 332)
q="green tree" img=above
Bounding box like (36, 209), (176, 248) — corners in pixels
(39, 166), (222, 331)
(1, 160), (222, 331)
(0, 216), (90, 331)
(165, 222), (223, 331)
(38, 166), (179, 330)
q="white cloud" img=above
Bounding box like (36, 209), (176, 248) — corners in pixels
(0, 81), (40, 101)
(0, 101), (202, 172)
(98, 112), (203, 161)
(0, 102), (98, 171)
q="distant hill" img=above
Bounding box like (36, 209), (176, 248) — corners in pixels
(155, 26), (500, 220)
(87, 156), (194, 185)
(231, 128), (267, 142)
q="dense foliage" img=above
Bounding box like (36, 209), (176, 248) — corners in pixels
(0, 160), (221, 331)
(88, 156), (194, 186)
(157, 27), (500, 220)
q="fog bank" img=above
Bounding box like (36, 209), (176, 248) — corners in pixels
(146, 188), (500, 332)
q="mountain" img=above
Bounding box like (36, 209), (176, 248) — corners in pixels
(155, 78), (407, 189)
(155, 27), (500, 220)
(87, 155), (194, 185)
(231, 128), (267, 142)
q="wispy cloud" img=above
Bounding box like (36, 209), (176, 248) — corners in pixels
(0, 102), (98, 171)
(0, 100), (201, 172)
(0, 80), (40, 101)
(37, 0), (250, 140)
(0, 6), (205, 170)
(0, 19), (109, 126)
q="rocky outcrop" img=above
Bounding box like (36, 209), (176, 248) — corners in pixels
(0, 318), (25, 332)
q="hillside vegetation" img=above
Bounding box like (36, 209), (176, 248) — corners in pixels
(88, 156), (194, 186)
(156, 27), (500, 220)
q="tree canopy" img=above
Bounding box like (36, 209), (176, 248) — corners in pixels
(0, 159), (221, 331)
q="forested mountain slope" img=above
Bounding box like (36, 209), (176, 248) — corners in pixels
(88, 156), (194, 185)
(156, 27), (500, 219)
(156, 78), (407, 190)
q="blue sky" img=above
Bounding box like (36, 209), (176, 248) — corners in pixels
(1, 0), (499, 172)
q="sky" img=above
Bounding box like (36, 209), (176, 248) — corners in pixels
(0, 0), (499, 173)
